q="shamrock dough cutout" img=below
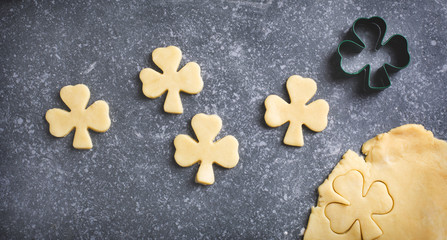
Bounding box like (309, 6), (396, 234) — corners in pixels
(264, 75), (329, 146)
(139, 46), (203, 114)
(325, 170), (393, 240)
(46, 84), (111, 149)
(174, 113), (239, 185)
(304, 124), (447, 240)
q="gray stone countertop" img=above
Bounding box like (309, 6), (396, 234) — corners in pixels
(1, 0), (446, 239)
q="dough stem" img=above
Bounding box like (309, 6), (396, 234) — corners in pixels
(196, 162), (215, 185)
(164, 90), (183, 114)
(360, 216), (383, 240)
(73, 127), (93, 149)
(284, 122), (304, 146)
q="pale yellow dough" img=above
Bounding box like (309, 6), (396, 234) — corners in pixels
(139, 46), (203, 114)
(304, 124), (447, 240)
(174, 113), (239, 185)
(264, 75), (329, 147)
(45, 84), (111, 149)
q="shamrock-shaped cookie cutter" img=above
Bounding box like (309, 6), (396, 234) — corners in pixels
(338, 16), (410, 90)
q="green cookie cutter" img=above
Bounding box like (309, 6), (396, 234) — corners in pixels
(337, 16), (411, 90)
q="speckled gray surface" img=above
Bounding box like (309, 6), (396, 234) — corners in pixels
(1, 0), (446, 239)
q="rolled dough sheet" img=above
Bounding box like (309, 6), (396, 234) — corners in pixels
(304, 124), (447, 240)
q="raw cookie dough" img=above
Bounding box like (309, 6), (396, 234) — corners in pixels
(304, 124), (447, 240)
(139, 46), (203, 114)
(45, 84), (111, 149)
(174, 113), (239, 185)
(264, 75), (329, 146)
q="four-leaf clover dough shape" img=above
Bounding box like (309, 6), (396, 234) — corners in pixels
(46, 84), (111, 149)
(139, 46), (203, 114)
(304, 124), (447, 240)
(264, 75), (329, 146)
(174, 113), (239, 185)
(325, 170), (393, 240)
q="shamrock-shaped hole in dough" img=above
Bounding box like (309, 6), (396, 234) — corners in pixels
(325, 170), (394, 240)
(139, 46), (203, 114)
(45, 84), (111, 149)
(174, 113), (239, 185)
(264, 75), (329, 147)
